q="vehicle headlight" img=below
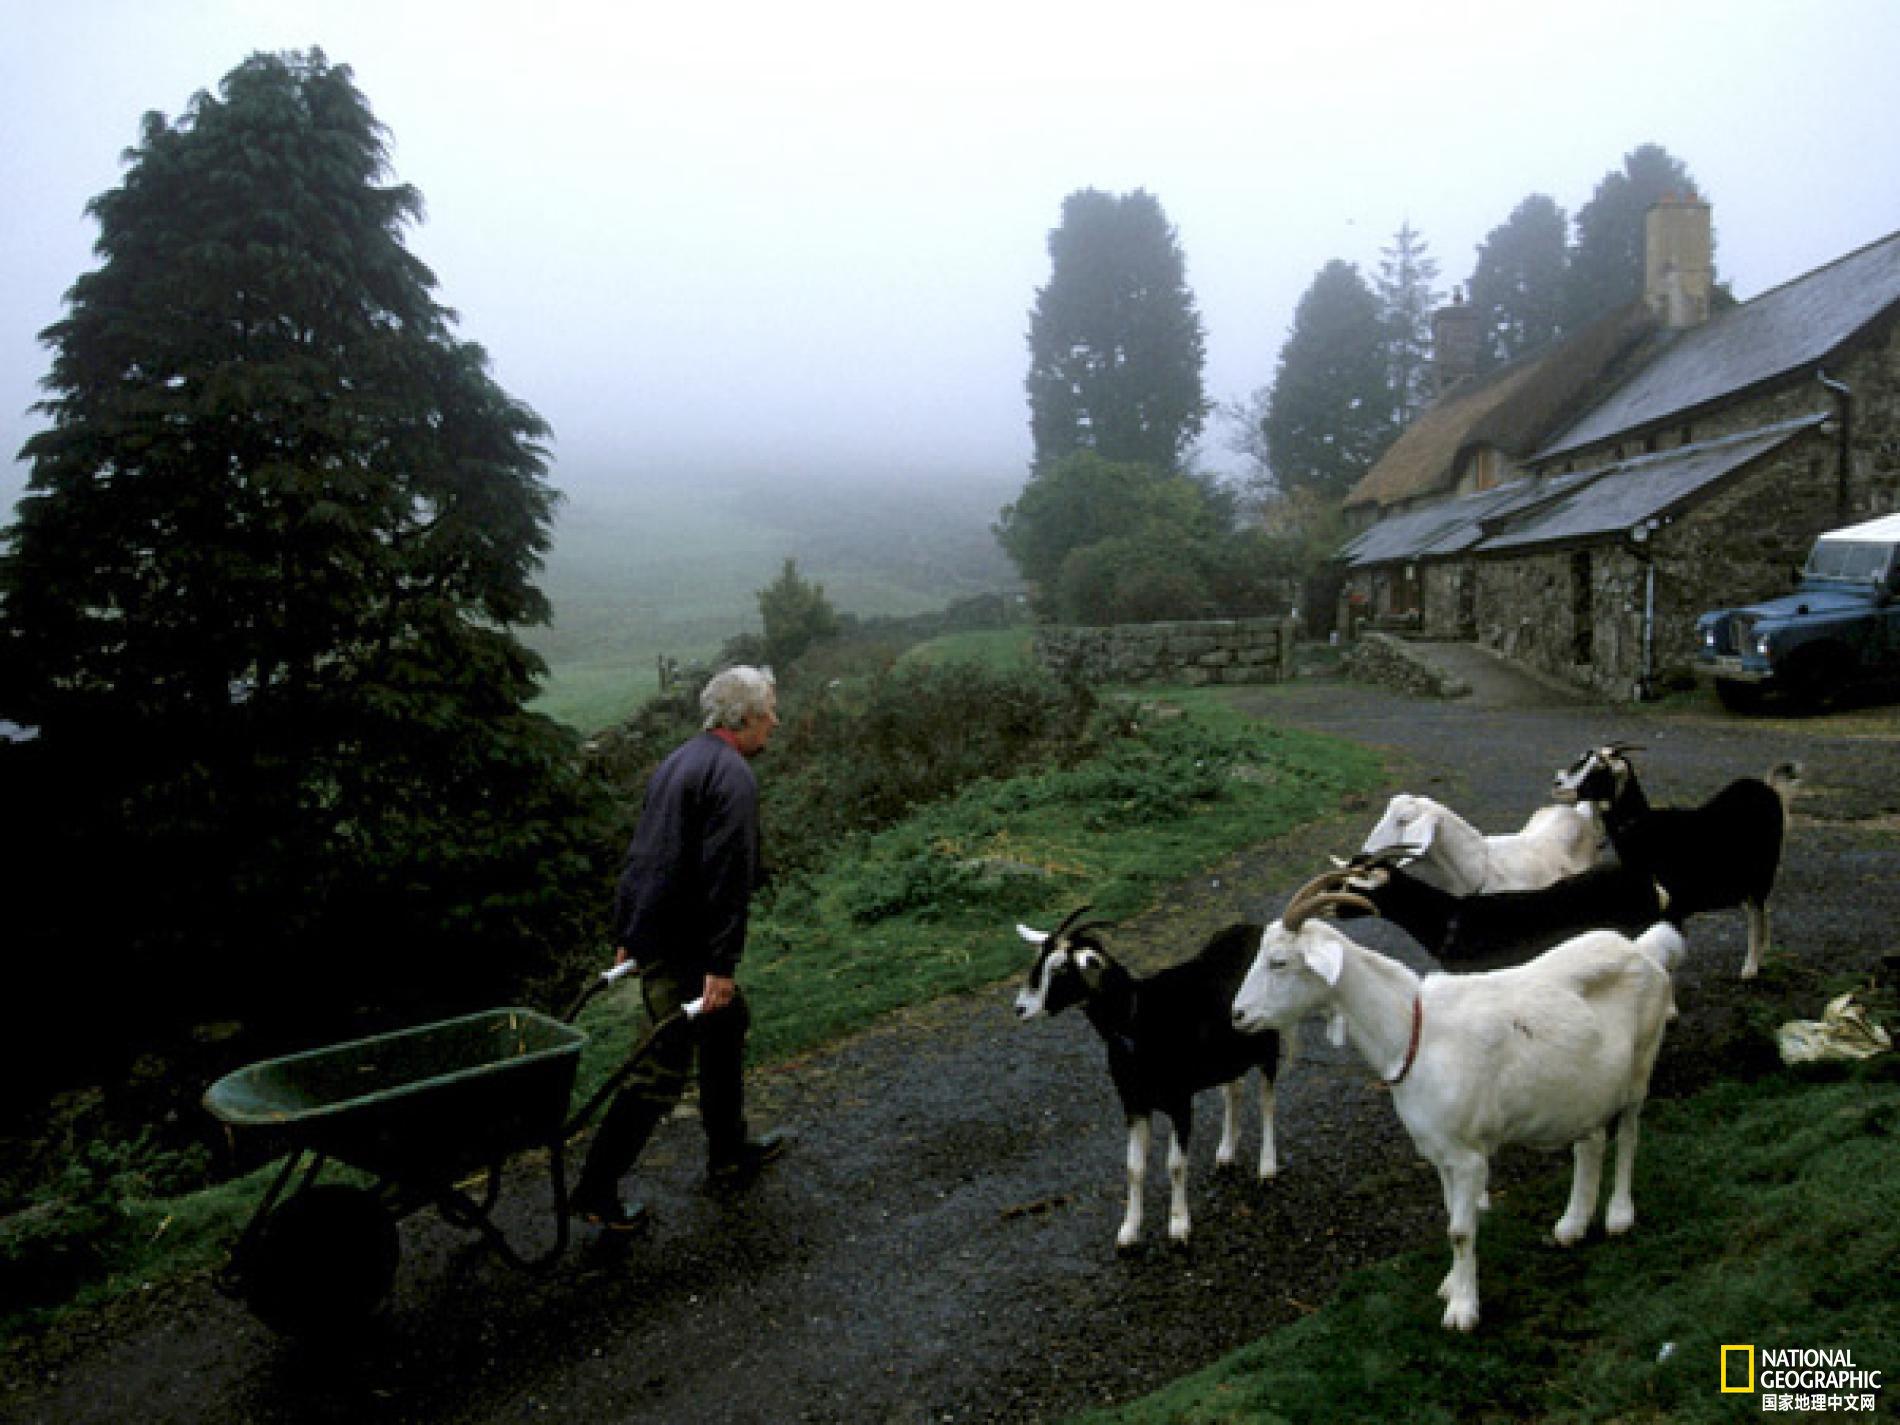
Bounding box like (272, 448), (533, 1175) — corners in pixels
(1754, 632), (1773, 658)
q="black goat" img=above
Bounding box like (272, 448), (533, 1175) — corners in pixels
(1014, 908), (1282, 1249)
(1332, 850), (1675, 972)
(1552, 745), (1800, 977)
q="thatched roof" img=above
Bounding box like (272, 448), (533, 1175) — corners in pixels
(1343, 362), (1540, 511)
(1344, 303), (1658, 513)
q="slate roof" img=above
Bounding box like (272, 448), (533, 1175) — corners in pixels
(1340, 416), (1828, 567)
(1537, 230), (1900, 461)
(1477, 416), (1829, 555)
(1340, 476), (1586, 567)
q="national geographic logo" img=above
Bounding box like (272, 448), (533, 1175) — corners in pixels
(1722, 1344), (1884, 1412)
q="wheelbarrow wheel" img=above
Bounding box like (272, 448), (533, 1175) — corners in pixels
(244, 1184), (400, 1337)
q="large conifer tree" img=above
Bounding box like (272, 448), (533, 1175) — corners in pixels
(1024, 188), (1209, 474)
(1261, 261), (1396, 502)
(1467, 194), (1571, 369)
(0, 50), (606, 1068)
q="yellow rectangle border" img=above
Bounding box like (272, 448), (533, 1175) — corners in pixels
(1721, 1344), (1756, 1394)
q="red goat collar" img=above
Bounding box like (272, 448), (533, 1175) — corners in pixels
(1386, 996), (1424, 1086)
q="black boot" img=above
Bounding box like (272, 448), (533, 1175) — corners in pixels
(707, 1128), (792, 1190)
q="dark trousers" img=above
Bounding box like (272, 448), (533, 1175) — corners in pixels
(574, 962), (752, 1201)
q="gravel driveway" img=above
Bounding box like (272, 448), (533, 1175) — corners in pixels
(7, 655), (1898, 1425)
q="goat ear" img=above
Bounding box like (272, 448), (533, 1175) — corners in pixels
(1016, 924), (1048, 946)
(1301, 935), (1345, 987)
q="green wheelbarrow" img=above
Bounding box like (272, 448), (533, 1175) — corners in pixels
(204, 963), (700, 1337)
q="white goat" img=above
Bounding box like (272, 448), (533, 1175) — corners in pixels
(1231, 868), (1681, 1332)
(1360, 793), (1599, 896)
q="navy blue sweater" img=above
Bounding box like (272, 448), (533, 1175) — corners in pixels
(612, 732), (762, 977)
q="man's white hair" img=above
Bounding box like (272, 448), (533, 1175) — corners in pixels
(701, 665), (777, 731)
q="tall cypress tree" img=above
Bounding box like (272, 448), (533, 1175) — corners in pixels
(0, 50), (607, 1071)
(1467, 194), (1571, 369)
(1262, 260), (1397, 502)
(1024, 188), (1209, 474)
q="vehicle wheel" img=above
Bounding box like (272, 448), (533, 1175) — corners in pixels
(1714, 678), (1765, 713)
(244, 1184), (399, 1337)
(1782, 646), (1854, 713)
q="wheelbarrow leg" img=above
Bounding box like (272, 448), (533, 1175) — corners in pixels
(217, 1149), (326, 1299)
(431, 1138), (571, 1271)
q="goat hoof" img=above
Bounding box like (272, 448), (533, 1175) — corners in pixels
(1442, 1301), (1480, 1332)
(1553, 1219), (1588, 1247)
(1605, 1204), (1636, 1236)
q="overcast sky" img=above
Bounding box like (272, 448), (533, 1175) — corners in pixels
(4, 0), (1899, 509)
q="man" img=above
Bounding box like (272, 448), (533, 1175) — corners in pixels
(572, 665), (790, 1231)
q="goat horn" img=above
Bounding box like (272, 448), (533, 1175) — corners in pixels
(1357, 843), (1421, 871)
(1285, 890), (1380, 931)
(1048, 905), (1115, 945)
(1279, 864), (1359, 929)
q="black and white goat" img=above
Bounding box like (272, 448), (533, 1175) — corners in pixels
(1552, 745), (1800, 978)
(1333, 847), (1674, 970)
(1015, 908), (1282, 1250)
(1232, 866), (1683, 1332)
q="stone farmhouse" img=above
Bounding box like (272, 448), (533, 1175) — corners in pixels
(1336, 196), (1900, 699)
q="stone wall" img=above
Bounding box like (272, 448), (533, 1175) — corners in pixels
(1033, 616), (1298, 686)
(1344, 631), (1470, 699)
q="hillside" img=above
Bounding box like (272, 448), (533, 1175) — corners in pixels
(522, 468), (1022, 728)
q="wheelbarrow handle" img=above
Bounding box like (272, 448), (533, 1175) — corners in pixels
(562, 961), (645, 1023)
(562, 959), (709, 1025)
(563, 995), (708, 1138)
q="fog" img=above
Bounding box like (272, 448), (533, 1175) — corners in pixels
(4, 0), (1899, 512)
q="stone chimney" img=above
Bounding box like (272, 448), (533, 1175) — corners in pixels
(1431, 288), (1481, 396)
(1644, 191), (1713, 329)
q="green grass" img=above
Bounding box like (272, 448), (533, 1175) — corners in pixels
(896, 626), (1037, 672)
(1076, 1060), (1900, 1425)
(524, 474), (1019, 730)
